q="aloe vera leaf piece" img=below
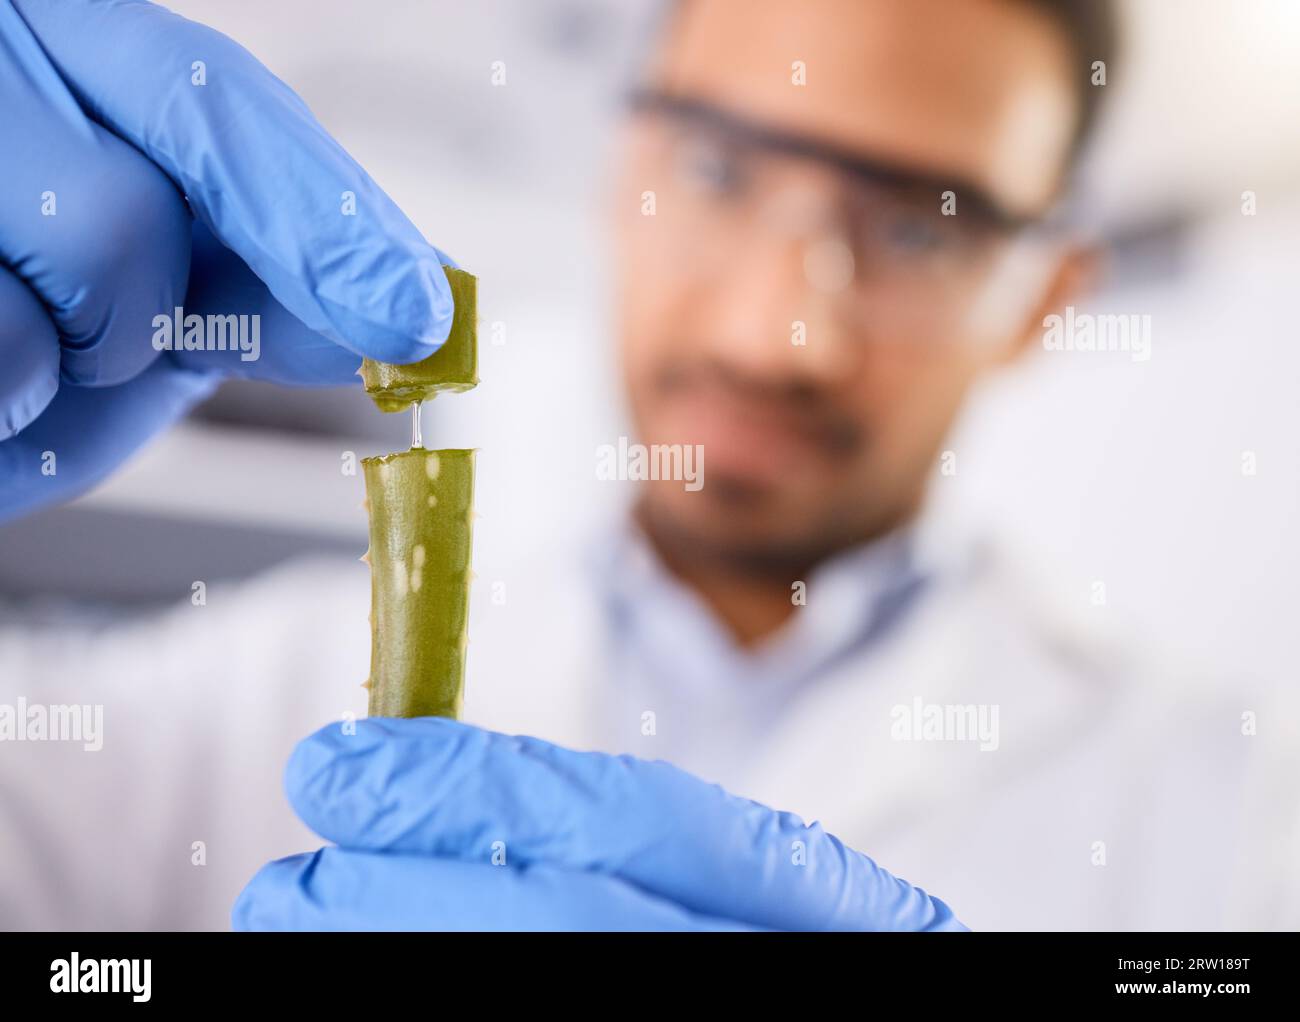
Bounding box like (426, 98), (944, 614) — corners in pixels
(360, 266), (478, 412)
(362, 448), (475, 718)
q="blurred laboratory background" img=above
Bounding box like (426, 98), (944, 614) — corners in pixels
(2, 0), (1298, 697)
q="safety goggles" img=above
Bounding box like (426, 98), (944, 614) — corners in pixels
(626, 89), (1071, 346)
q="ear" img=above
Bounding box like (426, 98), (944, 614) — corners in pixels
(996, 241), (1102, 367)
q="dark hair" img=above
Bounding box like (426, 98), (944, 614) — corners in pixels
(1023, 0), (1121, 161)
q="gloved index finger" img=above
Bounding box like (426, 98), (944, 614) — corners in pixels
(13, 0), (453, 365)
(287, 717), (967, 932)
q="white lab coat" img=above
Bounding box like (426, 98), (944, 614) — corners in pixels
(465, 521), (1298, 931)
(0, 514), (1294, 931)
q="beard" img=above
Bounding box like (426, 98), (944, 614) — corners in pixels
(634, 476), (903, 582)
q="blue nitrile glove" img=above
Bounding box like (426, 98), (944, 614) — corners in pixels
(0, 0), (456, 521)
(233, 717), (968, 932)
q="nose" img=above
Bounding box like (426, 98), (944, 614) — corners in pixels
(690, 222), (860, 387)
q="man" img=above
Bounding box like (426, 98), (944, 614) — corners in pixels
(0, 0), (1289, 930)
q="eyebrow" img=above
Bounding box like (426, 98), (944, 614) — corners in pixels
(626, 88), (1040, 232)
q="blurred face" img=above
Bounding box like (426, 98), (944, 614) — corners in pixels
(615, 0), (1083, 569)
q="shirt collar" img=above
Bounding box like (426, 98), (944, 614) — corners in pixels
(584, 495), (968, 689)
